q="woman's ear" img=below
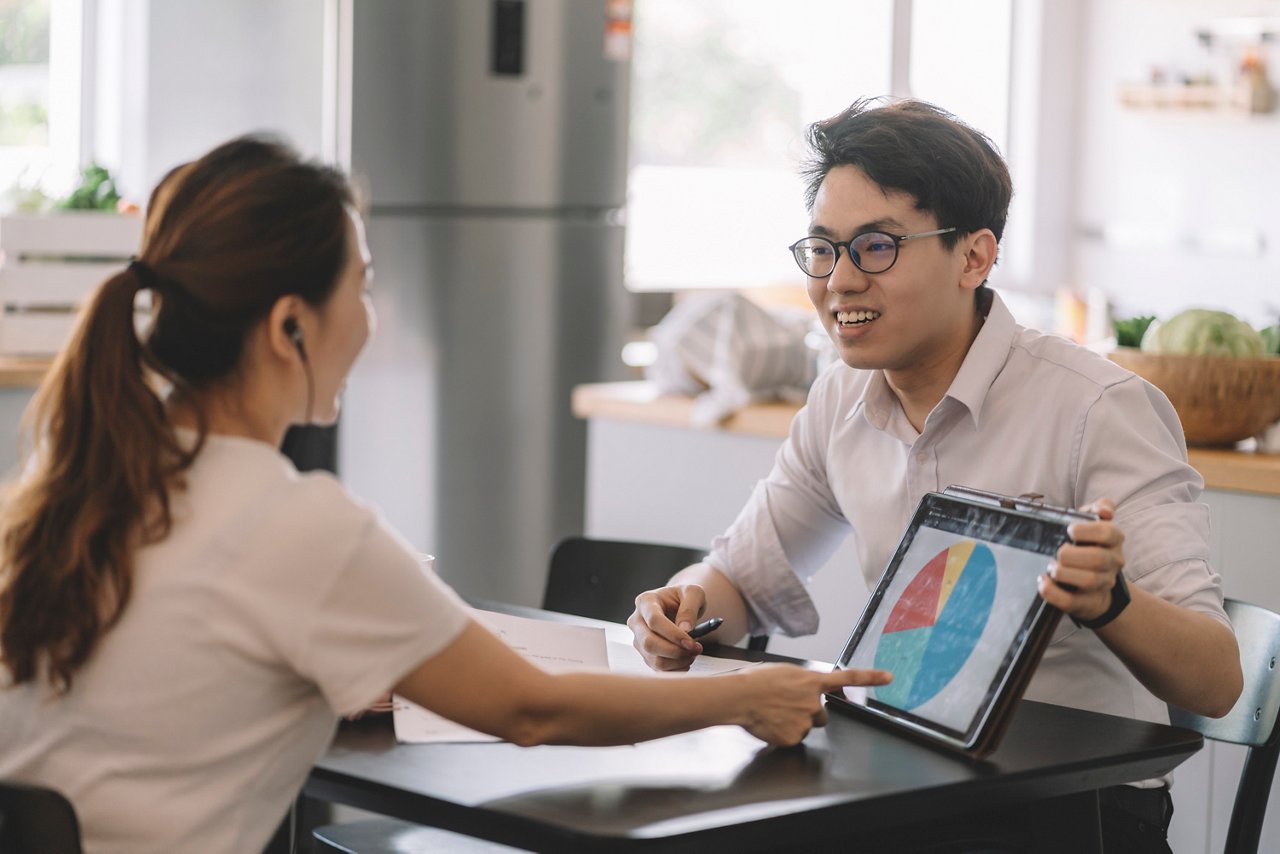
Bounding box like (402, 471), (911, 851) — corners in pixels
(959, 229), (998, 292)
(265, 296), (306, 361)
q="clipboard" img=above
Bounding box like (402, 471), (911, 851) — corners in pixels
(826, 486), (1096, 759)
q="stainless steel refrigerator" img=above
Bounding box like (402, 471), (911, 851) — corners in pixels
(332, 0), (633, 605)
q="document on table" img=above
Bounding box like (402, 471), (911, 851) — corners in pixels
(393, 609), (608, 744)
(605, 641), (757, 676)
(393, 609), (756, 744)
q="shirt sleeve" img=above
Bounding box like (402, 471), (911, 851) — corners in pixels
(708, 368), (852, 636)
(1073, 374), (1230, 630)
(290, 494), (472, 717)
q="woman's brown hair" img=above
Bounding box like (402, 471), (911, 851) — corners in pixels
(0, 136), (354, 691)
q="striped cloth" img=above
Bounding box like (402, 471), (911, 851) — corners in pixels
(647, 292), (825, 427)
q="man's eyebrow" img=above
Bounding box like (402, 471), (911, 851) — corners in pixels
(808, 218), (908, 237)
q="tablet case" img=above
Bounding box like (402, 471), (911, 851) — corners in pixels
(827, 486), (1096, 760)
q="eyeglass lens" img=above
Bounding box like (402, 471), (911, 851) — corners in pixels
(791, 233), (899, 277)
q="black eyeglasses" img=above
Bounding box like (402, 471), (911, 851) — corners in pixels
(788, 227), (957, 278)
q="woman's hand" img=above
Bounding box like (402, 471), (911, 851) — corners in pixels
(731, 664), (893, 747)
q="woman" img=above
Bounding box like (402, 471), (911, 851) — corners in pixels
(0, 137), (889, 853)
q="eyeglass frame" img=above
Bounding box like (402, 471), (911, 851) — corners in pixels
(787, 226), (958, 278)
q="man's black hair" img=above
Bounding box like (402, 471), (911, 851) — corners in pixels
(801, 98), (1013, 253)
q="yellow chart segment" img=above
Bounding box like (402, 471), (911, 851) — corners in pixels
(935, 540), (977, 618)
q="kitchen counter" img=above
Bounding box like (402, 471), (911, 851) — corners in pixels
(0, 357), (52, 388)
(573, 381), (1280, 498)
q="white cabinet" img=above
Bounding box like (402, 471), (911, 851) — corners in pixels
(1168, 489), (1280, 854)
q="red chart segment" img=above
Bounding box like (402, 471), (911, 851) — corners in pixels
(882, 548), (947, 633)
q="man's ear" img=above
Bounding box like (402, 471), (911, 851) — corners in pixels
(959, 229), (998, 291)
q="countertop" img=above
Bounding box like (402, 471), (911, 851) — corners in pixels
(0, 357), (54, 388)
(573, 381), (1280, 498)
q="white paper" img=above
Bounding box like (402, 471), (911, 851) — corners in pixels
(393, 609), (609, 744)
(606, 640), (759, 676)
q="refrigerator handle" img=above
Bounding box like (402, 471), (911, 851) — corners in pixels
(491, 0), (526, 77)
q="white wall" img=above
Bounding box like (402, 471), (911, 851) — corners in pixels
(94, 0), (327, 199)
(1073, 0), (1280, 327)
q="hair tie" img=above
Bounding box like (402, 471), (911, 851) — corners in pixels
(128, 257), (157, 291)
(128, 257), (207, 316)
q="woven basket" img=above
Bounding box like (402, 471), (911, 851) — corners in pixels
(1108, 348), (1280, 446)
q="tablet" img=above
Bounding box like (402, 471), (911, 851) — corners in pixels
(827, 487), (1095, 758)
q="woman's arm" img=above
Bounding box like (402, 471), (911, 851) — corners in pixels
(394, 620), (890, 747)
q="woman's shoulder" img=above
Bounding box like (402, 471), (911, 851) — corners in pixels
(185, 434), (373, 537)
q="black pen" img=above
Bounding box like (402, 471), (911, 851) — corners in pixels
(688, 616), (723, 639)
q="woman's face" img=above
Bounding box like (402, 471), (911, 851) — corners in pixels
(308, 210), (376, 424)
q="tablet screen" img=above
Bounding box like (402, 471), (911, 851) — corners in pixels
(835, 493), (1071, 746)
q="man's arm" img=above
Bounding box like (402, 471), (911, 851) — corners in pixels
(627, 367), (855, 671)
(1039, 499), (1243, 718)
(1096, 590), (1240, 718)
(628, 563), (752, 671)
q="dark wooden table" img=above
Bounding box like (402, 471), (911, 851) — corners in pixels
(305, 606), (1202, 853)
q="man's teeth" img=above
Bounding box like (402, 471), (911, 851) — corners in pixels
(836, 310), (881, 325)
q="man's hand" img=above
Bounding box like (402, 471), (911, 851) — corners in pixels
(628, 583), (712, 671)
(1037, 498), (1126, 623)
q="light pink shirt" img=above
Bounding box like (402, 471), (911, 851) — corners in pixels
(708, 292), (1229, 726)
(0, 435), (471, 853)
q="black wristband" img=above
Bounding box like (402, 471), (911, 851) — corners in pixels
(1071, 571), (1131, 630)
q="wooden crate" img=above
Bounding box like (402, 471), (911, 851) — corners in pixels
(0, 212), (143, 356)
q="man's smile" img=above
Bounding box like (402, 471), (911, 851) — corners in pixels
(835, 309), (881, 327)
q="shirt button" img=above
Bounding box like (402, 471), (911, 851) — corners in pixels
(916, 452), (928, 464)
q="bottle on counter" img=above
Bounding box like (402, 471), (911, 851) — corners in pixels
(1239, 48), (1276, 114)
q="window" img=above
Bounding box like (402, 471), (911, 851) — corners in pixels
(0, 0), (85, 202)
(626, 0), (894, 291)
(909, 0), (1012, 156)
(625, 0), (1015, 293)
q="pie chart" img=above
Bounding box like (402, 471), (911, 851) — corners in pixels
(873, 540), (997, 710)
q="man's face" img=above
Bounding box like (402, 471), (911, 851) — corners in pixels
(805, 165), (977, 382)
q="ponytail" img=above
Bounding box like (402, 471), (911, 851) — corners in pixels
(0, 266), (196, 691)
(0, 135), (352, 692)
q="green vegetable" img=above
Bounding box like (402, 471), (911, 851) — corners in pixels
(1261, 324), (1280, 356)
(56, 163), (121, 211)
(1140, 308), (1265, 356)
(1112, 315), (1156, 348)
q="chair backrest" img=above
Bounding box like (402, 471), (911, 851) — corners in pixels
(543, 537), (708, 625)
(543, 537), (768, 651)
(1168, 598), (1280, 854)
(0, 780), (82, 854)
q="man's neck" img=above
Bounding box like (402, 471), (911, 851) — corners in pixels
(884, 310), (985, 434)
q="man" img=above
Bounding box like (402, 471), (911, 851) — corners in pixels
(628, 99), (1242, 853)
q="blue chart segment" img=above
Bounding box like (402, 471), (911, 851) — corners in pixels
(873, 541), (997, 709)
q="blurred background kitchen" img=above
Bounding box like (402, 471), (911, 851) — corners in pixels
(2, 1), (1279, 850)
(5, 0), (1276, 596)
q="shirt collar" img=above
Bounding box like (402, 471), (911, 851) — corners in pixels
(846, 290), (1017, 431)
(849, 369), (896, 431)
(943, 290), (1016, 428)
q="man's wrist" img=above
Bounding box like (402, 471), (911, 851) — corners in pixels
(1071, 572), (1131, 630)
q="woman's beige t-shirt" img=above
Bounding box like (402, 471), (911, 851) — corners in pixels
(0, 433), (470, 853)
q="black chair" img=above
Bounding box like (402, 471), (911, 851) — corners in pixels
(313, 535), (766, 853)
(542, 536), (769, 651)
(0, 780), (82, 854)
(1168, 598), (1280, 854)
(542, 536), (709, 624)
